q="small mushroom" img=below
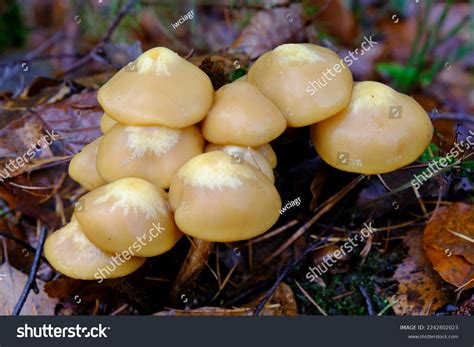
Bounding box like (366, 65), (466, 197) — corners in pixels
(205, 143), (275, 182)
(68, 137), (106, 191)
(44, 216), (145, 280)
(96, 124), (204, 189)
(311, 81), (434, 174)
(202, 80), (286, 146)
(97, 47), (214, 128)
(247, 43), (353, 127)
(169, 151), (281, 242)
(74, 178), (182, 257)
(100, 113), (117, 134)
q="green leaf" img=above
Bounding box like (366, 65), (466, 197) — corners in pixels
(376, 63), (418, 81)
(230, 68), (247, 81)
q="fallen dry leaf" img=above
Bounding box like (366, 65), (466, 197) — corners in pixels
(423, 202), (474, 289)
(390, 229), (450, 315)
(231, 3), (305, 59)
(0, 263), (58, 315)
(243, 282), (298, 316)
(0, 91), (102, 166)
(424, 203), (474, 263)
(424, 246), (474, 290)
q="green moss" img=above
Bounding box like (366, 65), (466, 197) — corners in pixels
(294, 248), (404, 315)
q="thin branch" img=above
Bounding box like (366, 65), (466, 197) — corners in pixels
(0, 231), (47, 262)
(61, 0), (138, 76)
(12, 226), (47, 316)
(294, 280), (327, 316)
(0, 54), (80, 69)
(359, 285), (375, 316)
(430, 112), (474, 124)
(264, 175), (365, 262)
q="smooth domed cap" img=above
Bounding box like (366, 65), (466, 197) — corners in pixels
(202, 81), (286, 146)
(205, 143), (275, 182)
(169, 151), (281, 242)
(97, 47), (214, 128)
(96, 124), (204, 189)
(100, 113), (117, 134)
(75, 178), (182, 257)
(44, 217), (145, 280)
(68, 137), (106, 191)
(311, 81), (434, 174)
(247, 43), (353, 127)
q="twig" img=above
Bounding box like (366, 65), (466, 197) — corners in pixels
(247, 219), (298, 245)
(0, 28), (64, 88)
(430, 112), (474, 124)
(61, 0), (138, 76)
(264, 175), (365, 262)
(110, 304), (129, 316)
(294, 280), (327, 316)
(184, 49), (195, 60)
(211, 263), (238, 301)
(446, 228), (474, 243)
(12, 226), (47, 316)
(377, 298), (397, 316)
(0, 231), (48, 262)
(0, 54), (80, 69)
(359, 285), (375, 316)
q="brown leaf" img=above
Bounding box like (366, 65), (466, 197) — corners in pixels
(261, 281), (298, 316)
(423, 203), (474, 264)
(44, 277), (82, 299)
(0, 263), (58, 315)
(231, 4), (305, 59)
(424, 246), (474, 290)
(391, 229), (450, 315)
(0, 91), (102, 166)
(243, 282), (298, 316)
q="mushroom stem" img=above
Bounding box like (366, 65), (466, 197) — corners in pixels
(170, 238), (214, 302)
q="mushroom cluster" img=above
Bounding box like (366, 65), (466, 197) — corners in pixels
(45, 43), (433, 282)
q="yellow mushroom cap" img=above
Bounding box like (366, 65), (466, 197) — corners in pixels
(96, 124), (204, 189)
(311, 81), (434, 174)
(202, 81), (286, 146)
(74, 178), (182, 257)
(97, 47), (214, 128)
(44, 217), (145, 280)
(247, 43), (353, 127)
(255, 143), (277, 169)
(68, 137), (106, 191)
(205, 143), (275, 182)
(169, 151), (281, 242)
(100, 113), (118, 134)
